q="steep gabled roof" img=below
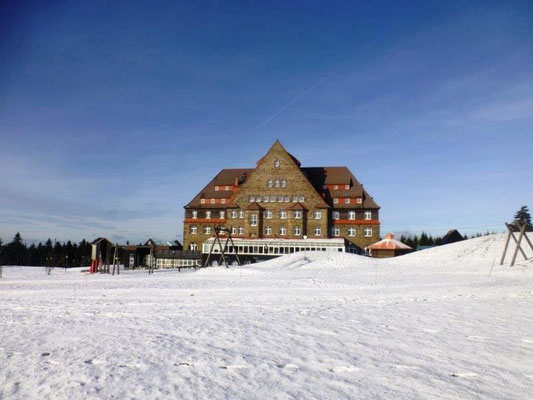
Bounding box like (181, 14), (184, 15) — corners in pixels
(368, 234), (412, 250)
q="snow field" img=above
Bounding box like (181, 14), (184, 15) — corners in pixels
(0, 234), (532, 399)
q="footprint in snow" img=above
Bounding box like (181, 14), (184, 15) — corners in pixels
(451, 372), (478, 378)
(331, 366), (360, 373)
(278, 363), (299, 370)
(219, 365), (248, 370)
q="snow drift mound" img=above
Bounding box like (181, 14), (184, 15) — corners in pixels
(391, 233), (533, 267)
(253, 251), (375, 271)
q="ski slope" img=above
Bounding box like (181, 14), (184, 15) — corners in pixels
(1, 234), (532, 399)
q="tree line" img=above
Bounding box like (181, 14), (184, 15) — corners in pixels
(0, 233), (93, 267)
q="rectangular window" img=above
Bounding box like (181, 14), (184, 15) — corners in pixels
(190, 226), (197, 234)
(299, 196), (305, 202)
(206, 211), (211, 219)
(344, 198), (350, 204)
(348, 228), (356, 237)
(192, 211), (198, 219)
(349, 211), (355, 220)
(280, 226), (287, 235)
(357, 198), (362, 204)
(265, 226), (272, 235)
(365, 211), (372, 220)
(221, 198), (226, 204)
(201, 199), (205, 204)
(231, 210), (237, 218)
(231, 226), (237, 234)
(294, 210), (302, 219)
(250, 214), (258, 226)
(284, 195), (289, 202)
(264, 195), (269, 202)
(334, 185), (338, 189)
(364, 227), (372, 237)
(314, 227), (321, 236)
(225, 186), (229, 191)
(333, 198), (338, 204)
(210, 199), (215, 204)
(294, 226), (301, 236)
(219, 211), (225, 219)
(332, 227), (340, 237)
(204, 226), (211, 234)
(292, 196), (298, 202)
(333, 211), (339, 220)
(238, 226), (244, 235)
(278, 195), (284, 202)
(270, 195), (276, 202)
(345, 184), (349, 189)
(280, 211), (287, 219)
(249, 196), (255, 202)
(266, 210), (272, 219)
(239, 210), (244, 219)
(314, 210), (321, 219)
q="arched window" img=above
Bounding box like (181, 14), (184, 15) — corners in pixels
(267, 179), (273, 188)
(274, 179), (280, 187)
(281, 179), (287, 188)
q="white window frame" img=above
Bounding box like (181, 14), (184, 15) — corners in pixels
(270, 195), (275, 202)
(214, 186), (219, 191)
(201, 199), (205, 204)
(332, 227), (340, 237)
(294, 226), (301, 236)
(219, 211), (225, 219)
(281, 179), (287, 188)
(250, 214), (258, 226)
(221, 198), (226, 204)
(264, 195), (269, 202)
(231, 210), (238, 218)
(274, 159), (280, 168)
(333, 211), (339, 220)
(333, 198), (338, 204)
(280, 226), (287, 236)
(266, 210), (272, 219)
(190, 226), (197, 234)
(265, 226), (272, 235)
(284, 195), (289, 202)
(348, 228), (356, 237)
(231, 226), (237, 234)
(225, 186), (230, 191)
(189, 243), (197, 251)
(292, 196), (298, 202)
(314, 227), (321, 236)
(239, 210), (244, 219)
(267, 179), (273, 188)
(299, 195), (305, 202)
(334, 185), (338, 190)
(204, 226), (211, 234)
(345, 184), (349, 189)
(238, 226), (244, 235)
(344, 198), (350, 204)
(349, 211), (355, 220)
(206, 211), (211, 219)
(314, 210), (321, 219)
(365, 211), (372, 220)
(192, 211), (198, 219)
(249, 195), (255, 203)
(210, 198), (215, 204)
(278, 195), (283, 203)
(364, 227), (372, 237)
(280, 210), (287, 219)
(357, 197), (362, 204)
(294, 210), (302, 219)
(274, 180), (280, 188)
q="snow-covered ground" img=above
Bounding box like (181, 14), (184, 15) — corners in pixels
(1, 234), (532, 399)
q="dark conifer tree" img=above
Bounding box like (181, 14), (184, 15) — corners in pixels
(512, 206), (532, 231)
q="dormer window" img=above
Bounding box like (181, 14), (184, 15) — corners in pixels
(274, 159), (280, 168)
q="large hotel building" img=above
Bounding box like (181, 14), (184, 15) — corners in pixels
(183, 141), (380, 261)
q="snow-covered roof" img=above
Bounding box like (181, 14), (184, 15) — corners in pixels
(368, 233), (412, 250)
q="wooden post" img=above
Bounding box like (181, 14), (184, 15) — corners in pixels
(510, 224), (527, 266)
(500, 224), (512, 265)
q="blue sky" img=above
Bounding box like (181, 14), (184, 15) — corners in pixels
(1, 0), (532, 244)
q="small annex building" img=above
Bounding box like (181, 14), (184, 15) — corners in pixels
(441, 229), (464, 245)
(368, 233), (413, 258)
